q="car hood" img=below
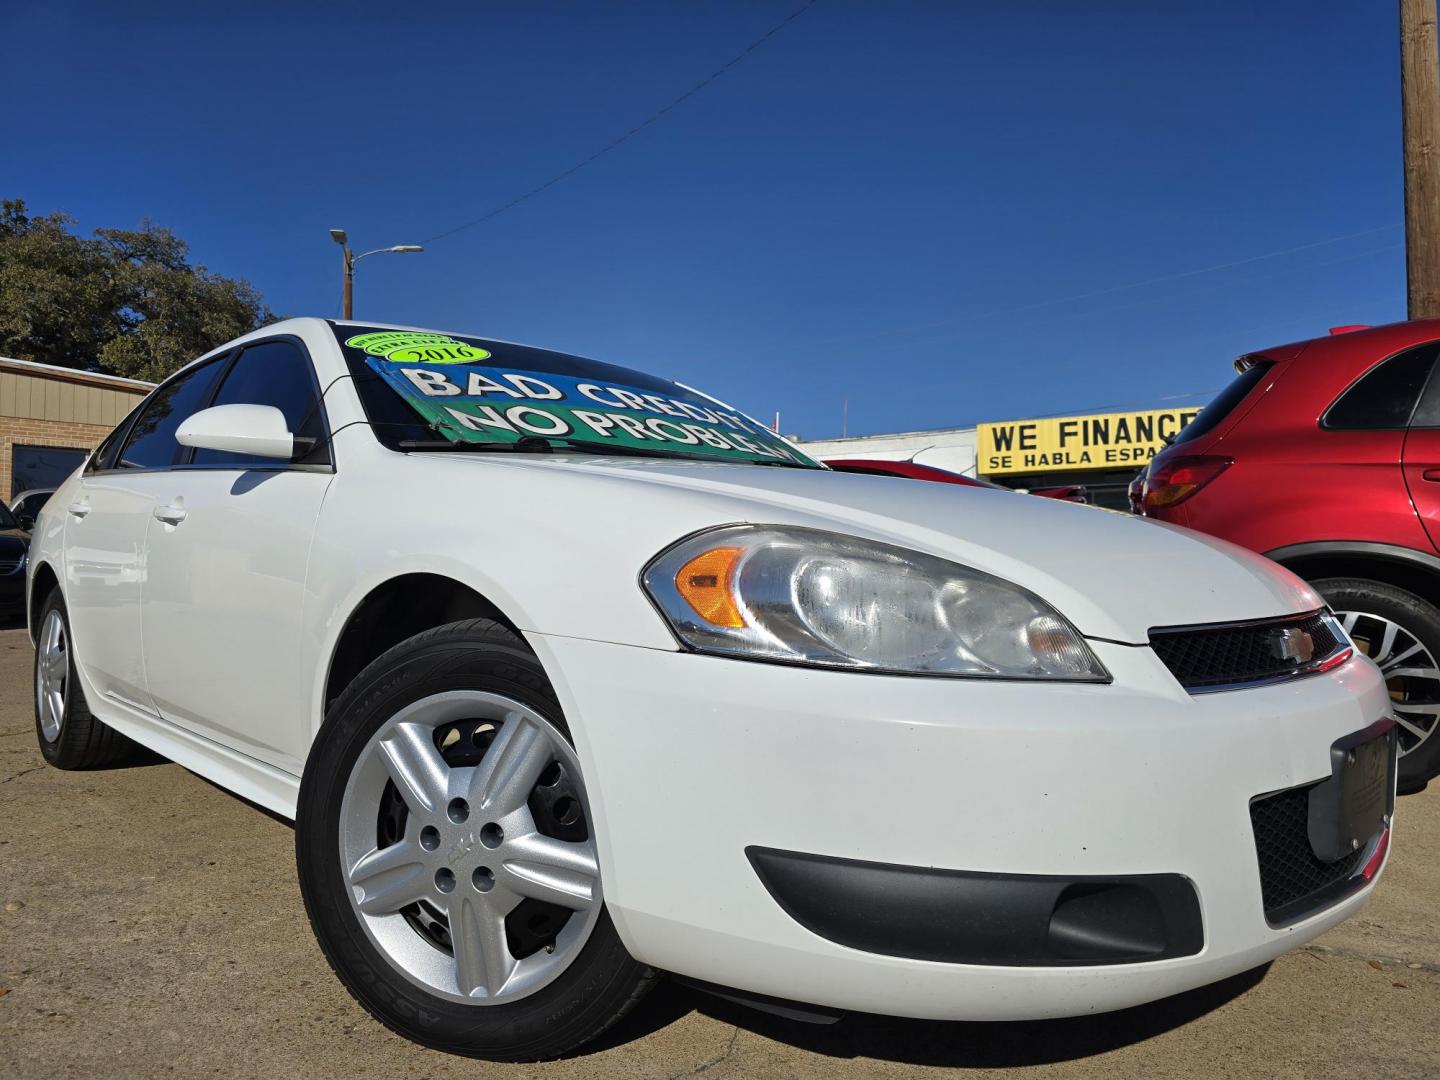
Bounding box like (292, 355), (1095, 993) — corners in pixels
(431, 454), (1321, 644)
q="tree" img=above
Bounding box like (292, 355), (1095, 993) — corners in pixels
(0, 198), (275, 382)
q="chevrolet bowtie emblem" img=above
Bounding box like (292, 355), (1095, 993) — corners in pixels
(449, 833), (477, 863)
(1271, 626), (1314, 664)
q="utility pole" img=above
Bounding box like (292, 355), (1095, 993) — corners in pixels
(1402, 0), (1440, 317)
(329, 229), (425, 320)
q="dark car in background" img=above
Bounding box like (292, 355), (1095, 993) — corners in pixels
(1140, 320), (1440, 789)
(0, 500), (29, 617)
(10, 488), (54, 532)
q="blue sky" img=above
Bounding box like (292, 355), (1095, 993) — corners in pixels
(3, 1), (1407, 439)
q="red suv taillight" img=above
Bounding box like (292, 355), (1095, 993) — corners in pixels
(1143, 455), (1233, 510)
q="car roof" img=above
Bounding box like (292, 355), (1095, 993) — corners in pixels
(174, 317), (612, 387)
(1251, 318), (1440, 367)
(328, 318), (595, 359)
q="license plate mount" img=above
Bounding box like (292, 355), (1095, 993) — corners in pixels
(1306, 720), (1396, 864)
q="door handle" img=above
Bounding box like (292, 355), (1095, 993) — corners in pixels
(67, 501), (90, 519)
(1424, 469), (1440, 482)
(153, 503), (187, 525)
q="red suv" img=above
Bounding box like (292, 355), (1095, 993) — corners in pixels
(1141, 320), (1440, 790)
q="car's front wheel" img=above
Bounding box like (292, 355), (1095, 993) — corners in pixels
(296, 619), (654, 1061)
(1315, 577), (1440, 792)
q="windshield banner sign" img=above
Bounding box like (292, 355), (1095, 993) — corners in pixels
(363, 355), (808, 465)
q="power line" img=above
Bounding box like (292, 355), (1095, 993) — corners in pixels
(804, 284), (1404, 441)
(426, 1), (820, 244)
(832, 222), (1403, 346)
(891, 240), (1404, 351)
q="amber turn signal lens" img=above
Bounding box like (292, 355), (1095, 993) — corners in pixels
(674, 547), (745, 628)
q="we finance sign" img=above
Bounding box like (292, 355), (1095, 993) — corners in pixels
(978, 407), (1201, 477)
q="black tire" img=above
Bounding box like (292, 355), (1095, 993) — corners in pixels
(33, 589), (135, 769)
(1313, 577), (1440, 793)
(296, 618), (656, 1061)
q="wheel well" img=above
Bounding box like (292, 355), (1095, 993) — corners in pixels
(28, 561), (59, 640)
(323, 574), (522, 712)
(1273, 550), (1440, 607)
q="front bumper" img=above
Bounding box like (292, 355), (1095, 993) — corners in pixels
(527, 632), (1394, 1021)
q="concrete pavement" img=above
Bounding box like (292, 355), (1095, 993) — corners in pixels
(1, 625), (1437, 1078)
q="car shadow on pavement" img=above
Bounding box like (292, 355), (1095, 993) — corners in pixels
(594, 963), (1271, 1067)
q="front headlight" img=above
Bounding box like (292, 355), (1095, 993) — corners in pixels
(642, 525), (1108, 681)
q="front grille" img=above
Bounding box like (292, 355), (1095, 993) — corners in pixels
(1149, 610), (1343, 691)
(1249, 782), (1365, 925)
(0, 556), (21, 575)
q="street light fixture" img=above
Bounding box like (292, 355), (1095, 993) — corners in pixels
(329, 229), (425, 319)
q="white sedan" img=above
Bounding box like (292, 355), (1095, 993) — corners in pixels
(29, 318), (1396, 1061)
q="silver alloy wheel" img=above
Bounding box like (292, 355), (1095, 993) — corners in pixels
(338, 691), (601, 1005)
(1337, 609), (1440, 757)
(36, 608), (67, 743)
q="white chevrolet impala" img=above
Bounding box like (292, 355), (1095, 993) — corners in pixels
(29, 318), (1396, 1060)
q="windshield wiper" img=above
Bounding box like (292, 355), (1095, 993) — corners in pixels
(397, 434), (818, 468)
(539, 438), (816, 464)
(397, 436), (671, 459)
(397, 439), (546, 452)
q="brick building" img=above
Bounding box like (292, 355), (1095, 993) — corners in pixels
(0, 357), (152, 500)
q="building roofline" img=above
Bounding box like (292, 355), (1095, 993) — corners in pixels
(0, 356), (154, 393)
(793, 401), (1210, 445)
(795, 425), (978, 444)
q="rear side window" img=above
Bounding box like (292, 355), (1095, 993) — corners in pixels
(116, 360), (227, 470)
(86, 406), (138, 473)
(190, 340), (329, 468)
(1170, 360), (1272, 446)
(1403, 346), (1440, 427)
(1324, 344), (1437, 430)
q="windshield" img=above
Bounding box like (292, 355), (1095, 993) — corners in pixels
(1169, 358), (1273, 447)
(333, 325), (821, 468)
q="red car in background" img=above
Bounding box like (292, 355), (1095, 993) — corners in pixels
(1141, 320), (1440, 789)
(825, 459), (1088, 502)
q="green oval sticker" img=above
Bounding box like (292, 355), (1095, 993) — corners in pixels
(345, 331), (491, 364)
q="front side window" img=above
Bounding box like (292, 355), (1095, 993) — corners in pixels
(190, 340), (329, 468)
(333, 325), (821, 468)
(1324, 344), (1437, 430)
(116, 359), (227, 470)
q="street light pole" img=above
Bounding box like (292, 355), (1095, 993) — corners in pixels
(341, 244), (355, 320)
(329, 229), (424, 320)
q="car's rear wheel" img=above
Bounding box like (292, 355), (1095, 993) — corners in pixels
(33, 591), (135, 769)
(296, 619), (654, 1061)
(1314, 577), (1440, 792)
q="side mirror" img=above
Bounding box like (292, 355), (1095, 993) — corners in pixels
(15, 514), (34, 531)
(176, 404), (295, 461)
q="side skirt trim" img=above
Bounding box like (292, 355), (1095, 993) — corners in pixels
(94, 690), (300, 818)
